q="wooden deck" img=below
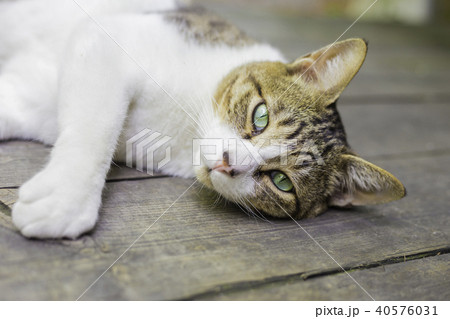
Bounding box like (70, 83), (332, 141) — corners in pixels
(0, 3), (449, 300)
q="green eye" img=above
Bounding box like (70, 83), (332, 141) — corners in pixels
(271, 171), (294, 192)
(253, 103), (268, 131)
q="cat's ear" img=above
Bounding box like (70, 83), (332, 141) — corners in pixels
(330, 154), (406, 207)
(288, 38), (367, 103)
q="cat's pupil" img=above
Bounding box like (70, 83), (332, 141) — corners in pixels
(271, 171), (294, 192)
(253, 103), (268, 131)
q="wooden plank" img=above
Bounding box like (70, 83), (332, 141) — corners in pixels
(0, 141), (156, 188)
(196, 254), (450, 300)
(0, 141), (50, 188)
(0, 154), (448, 300)
(339, 102), (450, 159)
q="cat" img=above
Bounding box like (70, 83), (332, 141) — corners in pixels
(0, 0), (406, 239)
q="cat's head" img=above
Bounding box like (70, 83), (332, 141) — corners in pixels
(195, 38), (405, 219)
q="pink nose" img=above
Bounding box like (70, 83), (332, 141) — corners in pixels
(212, 151), (235, 177)
(212, 160), (234, 176)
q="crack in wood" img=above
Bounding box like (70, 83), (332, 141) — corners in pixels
(106, 174), (170, 183)
(178, 247), (450, 300)
(0, 175), (171, 190)
(0, 200), (11, 216)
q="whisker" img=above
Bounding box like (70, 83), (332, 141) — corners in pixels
(244, 198), (274, 225)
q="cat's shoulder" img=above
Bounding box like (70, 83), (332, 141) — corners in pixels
(162, 6), (256, 47)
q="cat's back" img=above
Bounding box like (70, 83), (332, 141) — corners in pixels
(162, 6), (256, 48)
(107, 5), (284, 103)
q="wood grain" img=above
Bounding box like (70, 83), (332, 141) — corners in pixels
(0, 154), (448, 300)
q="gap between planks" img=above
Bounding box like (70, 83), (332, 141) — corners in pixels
(0, 174), (170, 190)
(178, 246), (450, 301)
(1, 147), (450, 191)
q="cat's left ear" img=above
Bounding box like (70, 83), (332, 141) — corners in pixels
(330, 154), (406, 207)
(288, 38), (367, 104)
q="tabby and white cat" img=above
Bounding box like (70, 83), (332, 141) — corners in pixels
(0, 0), (405, 238)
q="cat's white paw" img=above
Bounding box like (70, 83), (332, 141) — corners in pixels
(12, 168), (101, 239)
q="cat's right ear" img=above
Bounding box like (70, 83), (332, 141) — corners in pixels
(287, 38), (367, 104)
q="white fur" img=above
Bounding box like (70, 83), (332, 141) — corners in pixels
(0, 0), (284, 238)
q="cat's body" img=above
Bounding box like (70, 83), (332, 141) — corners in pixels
(0, 0), (282, 176)
(0, 0), (405, 239)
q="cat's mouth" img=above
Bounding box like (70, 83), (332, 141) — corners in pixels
(195, 160), (257, 205)
(195, 164), (215, 189)
(195, 162), (233, 189)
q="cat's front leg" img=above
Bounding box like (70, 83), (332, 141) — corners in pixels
(13, 162), (105, 238)
(12, 26), (136, 238)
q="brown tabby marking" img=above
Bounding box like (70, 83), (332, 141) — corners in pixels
(208, 39), (405, 219)
(164, 6), (255, 47)
(212, 62), (348, 217)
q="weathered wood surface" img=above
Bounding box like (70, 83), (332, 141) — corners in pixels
(1, 2), (449, 300)
(0, 141), (156, 189)
(197, 254), (450, 301)
(0, 153), (449, 300)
